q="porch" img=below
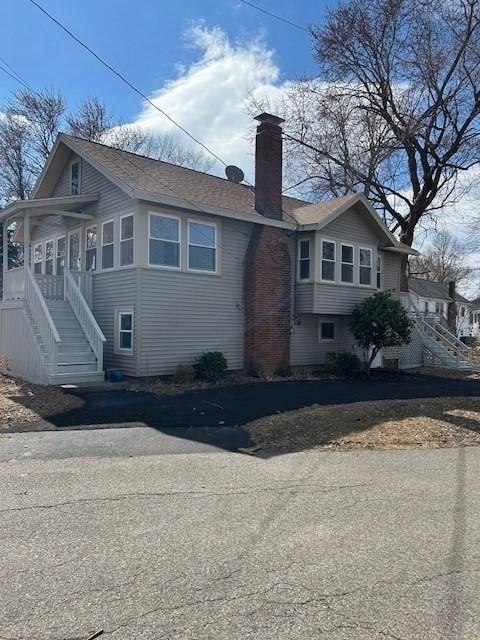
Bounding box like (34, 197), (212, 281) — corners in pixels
(1, 195), (105, 385)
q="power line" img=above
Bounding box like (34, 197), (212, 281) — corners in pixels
(27, 0), (228, 169)
(0, 63), (32, 91)
(0, 56), (33, 90)
(239, 0), (309, 33)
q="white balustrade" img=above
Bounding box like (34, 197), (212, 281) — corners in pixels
(3, 267), (25, 301)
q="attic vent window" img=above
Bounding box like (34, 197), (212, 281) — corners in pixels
(70, 160), (80, 195)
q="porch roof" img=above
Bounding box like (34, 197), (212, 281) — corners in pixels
(0, 194), (99, 222)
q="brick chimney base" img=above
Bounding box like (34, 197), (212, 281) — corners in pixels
(244, 226), (291, 376)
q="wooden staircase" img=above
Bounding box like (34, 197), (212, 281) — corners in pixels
(413, 314), (473, 370)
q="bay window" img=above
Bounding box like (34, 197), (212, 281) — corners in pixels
(149, 213), (180, 268)
(298, 238), (310, 281)
(120, 215), (134, 267)
(341, 244), (354, 284)
(359, 248), (372, 286)
(321, 240), (336, 281)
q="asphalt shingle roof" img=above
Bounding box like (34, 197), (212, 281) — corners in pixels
(408, 277), (471, 304)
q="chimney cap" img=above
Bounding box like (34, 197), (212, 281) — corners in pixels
(255, 112), (285, 126)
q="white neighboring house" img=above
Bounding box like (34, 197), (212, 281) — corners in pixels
(408, 277), (472, 339)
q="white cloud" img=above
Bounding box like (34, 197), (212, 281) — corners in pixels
(129, 25), (287, 180)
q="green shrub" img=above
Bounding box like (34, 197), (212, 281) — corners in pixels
(325, 351), (361, 377)
(172, 364), (195, 384)
(193, 351), (228, 382)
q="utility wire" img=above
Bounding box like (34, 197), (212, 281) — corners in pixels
(28, 0), (228, 169)
(0, 56), (33, 90)
(239, 0), (309, 33)
(0, 63), (32, 91)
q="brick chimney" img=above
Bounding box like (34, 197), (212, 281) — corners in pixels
(244, 113), (291, 376)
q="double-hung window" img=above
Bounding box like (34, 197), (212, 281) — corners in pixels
(45, 240), (54, 275)
(149, 213), (180, 268)
(116, 309), (134, 354)
(70, 160), (80, 195)
(85, 226), (97, 272)
(298, 238), (310, 281)
(102, 220), (114, 270)
(341, 244), (354, 284)
(321, 240), (336, 282)
(56, 237), (66, 275)
(188, 221), (217, 272)
(120, 215), (134, 267)
(376, 255), (382, 289)
(33, 243), (43, 274)
(359, 248), (372, 286)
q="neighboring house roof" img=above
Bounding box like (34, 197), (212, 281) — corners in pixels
(408, 277), (471, 304)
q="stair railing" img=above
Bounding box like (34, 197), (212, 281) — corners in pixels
(64, 269), (106, 373)
(24, 267), (61, 376)
(413, 313), (472, 367)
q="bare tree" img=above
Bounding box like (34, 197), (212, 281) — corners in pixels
(409, 229), (472, 285)
(66, 97), (114, 142)
(273, 0), (480, 282)
(0, 111), (35, 202)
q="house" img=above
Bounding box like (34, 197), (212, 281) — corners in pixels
(0, 113), (465, 385)
(407, 277), (472, 338)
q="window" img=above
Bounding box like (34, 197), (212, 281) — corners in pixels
(359, 248), (372, 286)
(298, 238), (310, 281)
(120, 215), (134, 267)
(56, 237), (66, 275)
(435, 301), (441, 314)
(69, 229), (81, 271)
(85, 226), (97, 272)
(45, 240), (54, 275)
(319, 320), (336, 341)
(70, 160), (80, 195)
(376, 255), (382, 289)
(101, 220), (114, 270)
(341, 244), (354, 284)
(321, 240), (336, 281)
(461, 306), (465, 317)
(116, 310), (134, 354)
(149, 213), (180, 268)
(424, 301), (429, 314)
(188, 221), (217, 272)
(33, 243), (43, 274)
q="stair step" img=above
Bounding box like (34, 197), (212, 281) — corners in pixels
(49, 371), (105, 385)
(57, 363), (99, 374)
(58, 342), (91, 352)
(58, 353), (96, 365)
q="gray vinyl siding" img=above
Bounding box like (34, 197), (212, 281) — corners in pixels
(136, 217), (253, 376)
(290, 314), (358, 366)
(382, 251), (400, 295)
(92, 269), (139, 376)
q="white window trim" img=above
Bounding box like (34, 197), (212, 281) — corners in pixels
(101, 219), (115, 272)
(320, 239), (336, 283)
(340, 243), (355, 285)
(187, 219), (218, 274)
(358, 246), (373, 288)
(119, 213), (134, 267)
(115, 308), (134, 356)
(85, 224), (98, 272)
(33, 242), (43, 274)
(70, 159), (81, 196)
(56, 236), (66, 273)
(297, 238), (311, 282)
(44, 238), (55, 275)
(148, 212), (181, 270)
(318, 319), (337, 342)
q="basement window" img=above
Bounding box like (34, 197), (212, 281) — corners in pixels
(319, 320), (336, 341)
(115, 309), (134, 354)
(298, 238), (310, 281)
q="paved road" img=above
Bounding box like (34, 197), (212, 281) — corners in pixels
(1, 442), (480, 639)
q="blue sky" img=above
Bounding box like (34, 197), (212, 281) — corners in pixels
(1, 0), (334, 123)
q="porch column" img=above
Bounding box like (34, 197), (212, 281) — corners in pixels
(24, 212), (30, 270)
